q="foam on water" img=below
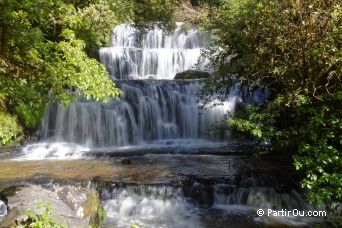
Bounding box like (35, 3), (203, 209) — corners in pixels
(102, 185), (203, 228)
(18, 139), (231, 160)
(19, 142), (89, 160)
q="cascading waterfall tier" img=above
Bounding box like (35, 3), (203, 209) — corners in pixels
(99, 23), (209, 80)
(40, 80), (239, 147)
(30, 23), (269, 154)
(90, 179), (326, 228)
(100, 184), (202, 228)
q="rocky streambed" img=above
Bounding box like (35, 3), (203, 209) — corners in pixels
(0, 143), (330, 228)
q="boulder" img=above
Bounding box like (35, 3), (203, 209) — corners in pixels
(57, 186), (104, 227)
(0, 185), (104, 228)
(174, 70), (210, 80)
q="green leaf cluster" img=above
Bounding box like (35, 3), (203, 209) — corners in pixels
(20, 202), (66, 228)
(0, 93), (22, 145)
(0, 0), (123, 138)
(131, 0), (179, 33)
(201, 0), (341, 209)
(0, 111), (22, 145)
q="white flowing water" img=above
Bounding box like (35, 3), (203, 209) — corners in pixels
(101, 185), (202, 228)
(38, 80), (238, 148)
(97, 181), (327, 228)
(23, 23), (266, 158)
(100, 23), (209, 80)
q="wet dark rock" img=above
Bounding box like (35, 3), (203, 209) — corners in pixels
(0, 146), (22, 159)
(174, 70), (210, 79)
(202, 208), (262, 228)
(188, 182), (213, 206)
(121, 158), (132, 165)
(0, 196), (7, 206)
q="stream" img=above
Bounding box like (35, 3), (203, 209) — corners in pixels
(0, 23), (329, 227)
(0, 143), (328, 227)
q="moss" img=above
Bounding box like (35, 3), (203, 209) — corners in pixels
(82, 189), (105, 228)
(88, 203), (105, 228)
(81, 189), (97, 217)
(15, 103), (45, 131)
(98, 203), (106, 223)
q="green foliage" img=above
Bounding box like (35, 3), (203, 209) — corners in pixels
(191, 0), (220, 7)
(15, 103), (45, 131)
(132, 223), (140, 228)
(0, 0), (180, 144)
(201, 0), (341, 208)
(20, 202), (66, 228)
(0, 93), (22, 145)
(0, 110), (22, 145)
(131, 0), (179, 33)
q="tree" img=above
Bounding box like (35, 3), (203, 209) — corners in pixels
(200, 0), (341, 209)
(0, 0), (179, 144)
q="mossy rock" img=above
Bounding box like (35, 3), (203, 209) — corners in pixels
(174, 70), (210, 80)
(82, 188), (105, 228)
(57, 186), (105, 227)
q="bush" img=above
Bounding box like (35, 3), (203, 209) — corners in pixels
(0, 111), (22, 146)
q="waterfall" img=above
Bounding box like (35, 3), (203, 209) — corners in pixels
(14, 23), (328, 228)
(89, 178), (327, 228)
(17, 22), (245, 159)
(99, 23), (209, 80)
(35, 23), (257, 149)
(18, 22), (272, 159)
(100, 185), (202, 228)
(213, 184), (308, 210)
(36, 23), (244, 148)
(40, 80), (238, 147)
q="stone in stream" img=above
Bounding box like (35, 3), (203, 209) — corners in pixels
(0, 185), (104, 228)
(120, 158), (132, 165)
(174, 70), (210, 80)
